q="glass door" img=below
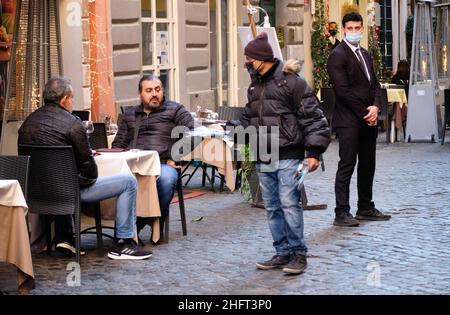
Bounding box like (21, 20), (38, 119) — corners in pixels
(141, 0), (179, 100)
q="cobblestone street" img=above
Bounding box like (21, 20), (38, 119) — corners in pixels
(1, 135), (450, 295)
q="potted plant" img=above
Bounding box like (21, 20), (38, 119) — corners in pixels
(239, 144), (264, 208)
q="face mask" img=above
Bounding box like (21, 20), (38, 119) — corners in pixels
(329, 29), (338, 37)
(245, 62), (255, 75)
(345, 32), (363, 45)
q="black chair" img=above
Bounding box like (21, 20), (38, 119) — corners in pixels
(72, 110), (90, 121)
(0, 155), (30, 198)
(319, 87), (335, 128)
(378, 88), (390, 142)
(89, 122), (108, 149)
(217, 106), (244, 121)
(442, 89), (450, 145)
(18, 145), (82, 263)
(120, 106), (134, 114)
(162, 170), (187, 243)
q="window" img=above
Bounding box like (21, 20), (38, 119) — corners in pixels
(141, 0), (178, 100)
(379, 0), (393, 70)
(210, 0), (230, 108)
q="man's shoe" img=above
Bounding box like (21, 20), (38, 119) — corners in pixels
(256, 255), (290, 270)
(55, 241), (86, 256)
(282, 253), (307, 275)
(356, 208), (391, 221)
(107, 239), (153, 260)
(333, 212), (360, 227)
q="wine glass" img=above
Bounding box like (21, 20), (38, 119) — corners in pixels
(82, 120), (94, 138)
(108, 122), (118, 134)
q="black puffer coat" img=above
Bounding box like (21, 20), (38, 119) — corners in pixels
(18, 102), (98, 187)
(239, 59), (330, 161)
(112, 101), (194, 162)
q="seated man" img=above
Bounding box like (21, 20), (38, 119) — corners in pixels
(18, 76), (152, 260)
(112, 75), (194, 240)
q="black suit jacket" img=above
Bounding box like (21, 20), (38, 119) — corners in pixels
(327, 40), (381, 128)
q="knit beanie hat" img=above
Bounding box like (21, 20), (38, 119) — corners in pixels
(244, 32), (274, 61)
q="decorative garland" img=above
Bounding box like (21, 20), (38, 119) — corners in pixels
(367, 0), (383, 80)
(311, 0), (330, 93)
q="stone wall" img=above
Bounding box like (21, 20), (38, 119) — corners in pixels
(110, 0), (142, 110)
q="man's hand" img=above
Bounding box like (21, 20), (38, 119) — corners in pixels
(167, 159), (181, 170)
(305, 157), (320, 172)
(364, 106), (379, 126)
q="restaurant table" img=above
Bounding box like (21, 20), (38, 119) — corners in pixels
(181, 137), (236, 192)
(0, 180), (35, 294)
(387, 88), (408, 143)
(94, 150), (162, 243)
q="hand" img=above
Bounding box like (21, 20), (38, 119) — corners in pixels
(364, 106), (379, 126)
(305, 157), (320, 172)
(167, 159), (181, 170)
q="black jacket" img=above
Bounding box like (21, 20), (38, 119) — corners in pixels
(18, 102), (98, 187)
(112, 101), (194, 162)
(327, 40), (381, 128)
(238, 59), (330, 161)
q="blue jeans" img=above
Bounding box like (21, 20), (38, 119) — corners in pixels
(80, 174), (137, 239)
(256, 159), (307, 256)
(157, 164), (179, 219)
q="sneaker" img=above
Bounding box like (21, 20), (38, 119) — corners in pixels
(256, 255), (290, 270)
(55, 241), (86, 256)
(356, 208), (391, 221)
(333, 212), (360, 227)
(107, 239), (153, 260)
(282, 253), (307, 275)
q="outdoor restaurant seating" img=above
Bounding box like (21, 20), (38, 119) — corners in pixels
(18, 145), (83, 263)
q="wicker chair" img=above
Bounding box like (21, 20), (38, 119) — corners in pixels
(18, 145), (82, 263)
(89, 123), (108, 149)
(72, 110), (90, 121)
(0, 155), (30, 198)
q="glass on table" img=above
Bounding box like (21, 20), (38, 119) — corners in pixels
(82, 120), (94, 137)
(108, 122), (118, 134)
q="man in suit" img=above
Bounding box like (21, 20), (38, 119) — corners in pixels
(327, 21), (341, 51)
(327, 12), (391, 227)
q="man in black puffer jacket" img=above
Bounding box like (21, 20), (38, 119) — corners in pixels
(237, 33), (330, 275)
(112, 75), (194, 240)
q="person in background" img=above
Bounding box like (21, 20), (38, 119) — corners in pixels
(112, 75), (194, 241)
(18, 76), (153, 260)
(327, 21), (341, 51)
(391, 59), (410, 98)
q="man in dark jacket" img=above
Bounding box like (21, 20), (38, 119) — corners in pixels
(112, 75), (194, 239)
(18, 76), (152, 260)
(327, 12), (391, 227)
(238, 33), (330, 275)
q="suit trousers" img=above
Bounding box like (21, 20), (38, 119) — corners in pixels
(334, 125), (378, 214)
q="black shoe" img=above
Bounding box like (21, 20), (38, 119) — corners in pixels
(55, 241), (86, 256)
(256, 254), (290, 270)
(333, 212), (360, 227)
(356, 208), (391, 221)
(282, 253), (307, 275)
(107, 239), (153, 260)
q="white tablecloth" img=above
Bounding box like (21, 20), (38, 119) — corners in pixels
(94, 150), (162, 243)
(95, 150), (161, 177)
(0, 180), (28, 210)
